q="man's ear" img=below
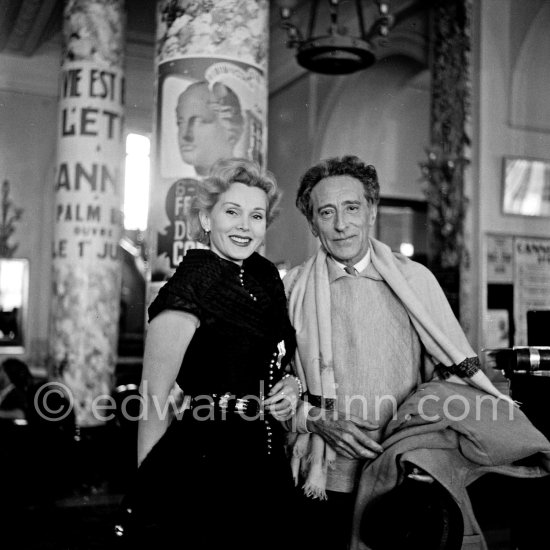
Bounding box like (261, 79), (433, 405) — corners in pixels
(368, 203), (378, 227)
(199, 211), (210, 233)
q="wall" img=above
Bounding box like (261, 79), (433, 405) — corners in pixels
(476, 0), (550, 350)
(0, 39), (154, 366)
(0, 44), (58, 365)
(266, 75), (316, 268)
(314, 57), (429, 201)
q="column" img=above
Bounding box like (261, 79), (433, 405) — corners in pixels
(50, 0), (126, 426)
(148, 0), (270, 283)
(420, 0), (472, 319)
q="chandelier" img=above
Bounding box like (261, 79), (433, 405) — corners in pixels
(278, 0), (393, 75)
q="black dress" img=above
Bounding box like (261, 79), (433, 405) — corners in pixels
(121, 250), (300, 549)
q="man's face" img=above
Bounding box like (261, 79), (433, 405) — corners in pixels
(310, 175), (377, 267)
(176, 84), (234, 174)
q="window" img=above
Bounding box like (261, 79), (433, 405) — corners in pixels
(123, 133), (150, 231)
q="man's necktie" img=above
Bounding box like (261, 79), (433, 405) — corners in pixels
(344, 266), (358, 276)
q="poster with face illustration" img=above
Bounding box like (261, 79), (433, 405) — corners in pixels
(158, 58), (266, 179)
(148, 1), (269, 282)
(150, 57), (267, 280)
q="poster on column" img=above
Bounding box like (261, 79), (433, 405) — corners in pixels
(513, 237), (550, 345)
(54, 60), (124, 265)
(149, 1), (269, 281)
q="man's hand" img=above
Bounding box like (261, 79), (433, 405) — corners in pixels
(306, 407), (383, 460)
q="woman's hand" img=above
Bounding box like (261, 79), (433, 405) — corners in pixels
(263, 375), (301, 421)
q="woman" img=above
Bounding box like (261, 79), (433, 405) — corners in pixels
(119, 159), (302, 549)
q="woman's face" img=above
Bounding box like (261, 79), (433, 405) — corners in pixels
(176, 84), (235, 175)
(200, 182), (268, 265)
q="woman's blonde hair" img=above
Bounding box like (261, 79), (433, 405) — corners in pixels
(189, 158), (281, 244)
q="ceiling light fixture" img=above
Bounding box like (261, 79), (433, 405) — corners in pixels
(278, 0), (393, 75)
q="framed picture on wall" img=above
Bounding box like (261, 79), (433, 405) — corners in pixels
(502, 156), (550, 217)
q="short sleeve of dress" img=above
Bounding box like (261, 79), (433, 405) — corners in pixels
(148, 280), (201, 323)
(148, 260), (206, 323)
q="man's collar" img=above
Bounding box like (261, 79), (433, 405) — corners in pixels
(327, 248), (383, 283)
(332, 249), (371, 274)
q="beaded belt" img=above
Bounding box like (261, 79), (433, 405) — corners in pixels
(189, 392), (263, 417)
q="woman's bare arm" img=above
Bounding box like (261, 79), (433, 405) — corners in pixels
(137, 310), (198, 467)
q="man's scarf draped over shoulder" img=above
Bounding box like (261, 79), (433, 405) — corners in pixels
(283, 237), (480, 499)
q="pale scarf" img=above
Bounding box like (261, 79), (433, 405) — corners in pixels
(284, 238), (477, 499)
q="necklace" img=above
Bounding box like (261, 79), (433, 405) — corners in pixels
(238, 267), (257, 301)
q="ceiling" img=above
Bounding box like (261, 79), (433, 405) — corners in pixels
(0, 0), (156, 56)
(0, 0), (429, 58)
(0, 0), (61, 55)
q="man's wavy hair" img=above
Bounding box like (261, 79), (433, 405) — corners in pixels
(296, 155), (380, 223)
(189, 158), (281, 244)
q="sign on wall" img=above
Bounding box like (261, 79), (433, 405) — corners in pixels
(485, 233), (550, 348)
(513, 237), (550, 345)
(486, 233), (514, 284)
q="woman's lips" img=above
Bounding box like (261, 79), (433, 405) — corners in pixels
(229, 235), (252, 246)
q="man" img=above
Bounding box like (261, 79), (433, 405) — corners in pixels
(176, 81), (244, 176)
(284, 155), (513, 549)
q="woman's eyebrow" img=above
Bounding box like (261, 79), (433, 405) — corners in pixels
(222, 202), (266, 211)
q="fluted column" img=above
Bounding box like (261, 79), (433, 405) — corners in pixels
(148, 0), (270, 282)
(50, 0), (126, 426)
